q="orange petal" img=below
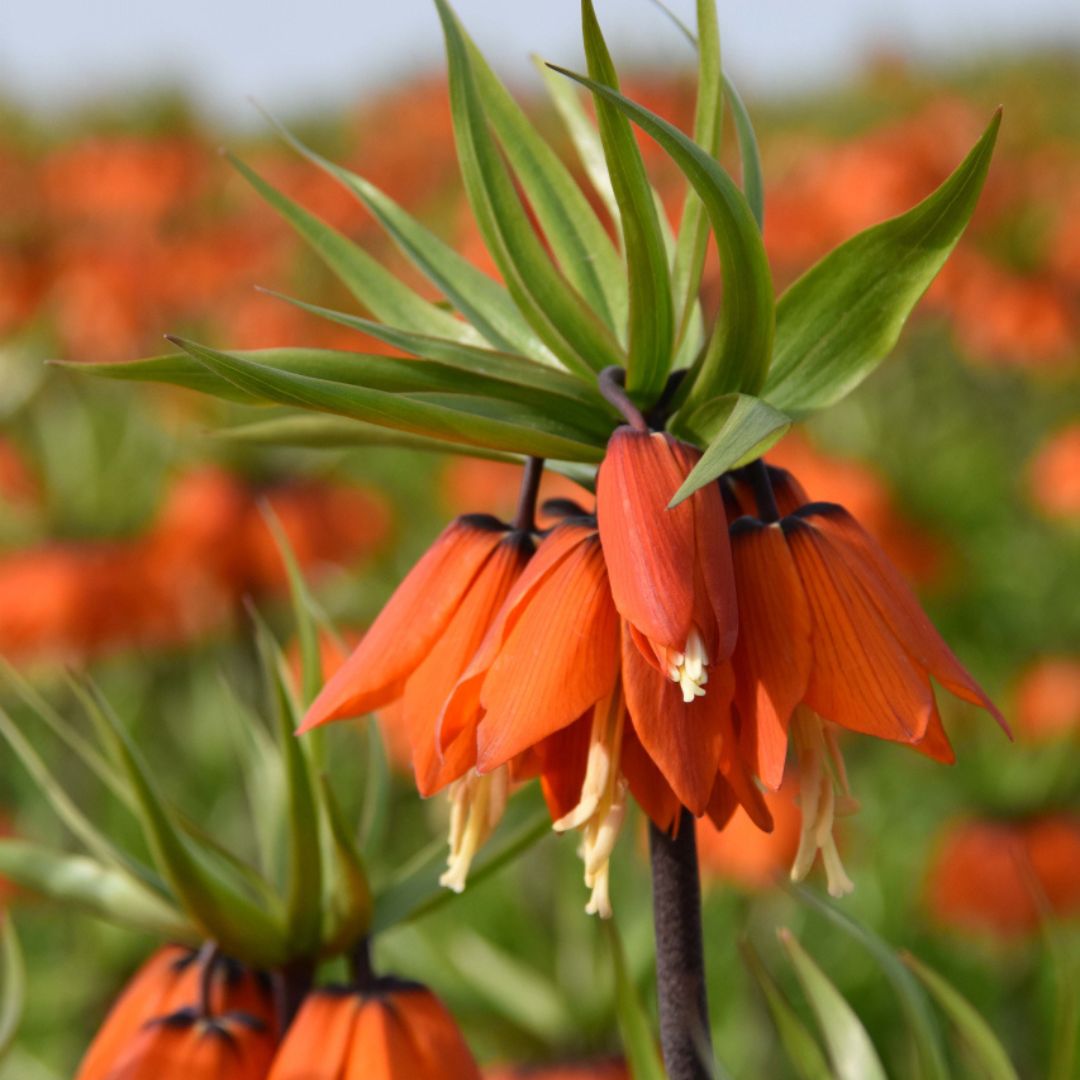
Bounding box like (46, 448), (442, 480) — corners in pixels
(536, 715), (592, 822)
(477, 535), (619, 770)
(705, 774), (738, 832)
(784, 515), (936, 744)
(299, 517), (507, 732)
(392, 988), (481, 1080)
(621, 621), (731, 816)
(807, 504), (1009, 735)
(912, 707), (957, 764)
(436, 523), (598, 754)
(731, 520), (812, 789)
(621, 721), (681, 834)
(344, 999), (423, 1080)
(597, 428), (696, 652)
(267, 990), (359, 1079)
(405, 535), (531, 796)
(768, 465), (811, 515)
(670, 438), (738, 662)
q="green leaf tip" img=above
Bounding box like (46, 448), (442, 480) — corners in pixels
(765, 109), (1002, 416)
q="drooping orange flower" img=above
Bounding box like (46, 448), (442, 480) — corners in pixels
(729, 476), (1007, 894)
(596, 427), (740, 815)
(76, 947), (277, 1080)
(299, 515), (534, 799)
(267, 982), (481, 1080)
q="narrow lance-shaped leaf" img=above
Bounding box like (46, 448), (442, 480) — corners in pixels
(463, 29), (628, 337)
(228, 152), (483, 346)
(215, 413), (519, 461)
(88, 680), (289, 967)
(671, 0), (724, 345)
(0, 704), (163, 894)
(741, 941), (831, 1080)
(171, 337), (608, 463)
(550, 66), (774, 406)
(669, 394), (791, 506)
(604, 920), (667, 1080)
(581, 0), (675, 404)
(764, 111), (1001, 415)
(779, 929), (887, 1080)
(0, 915), (24, 1061)
(255, 290), (608, 411)
(317, 775), (373, 957)
(255, 108), (553, 362)
(537, 57), (622, 231)
(0, 841), (193, 941)
(252, 614), (324, 958)
(790, 883), (949, 1080)
(435, 0), (626, 378)
(902, 952), (1020, 1080)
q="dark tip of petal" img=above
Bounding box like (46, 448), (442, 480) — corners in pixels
(791, 501), (846, 522)
(458, 512), (509, 532)
(541, 497), (589, 520)
(729, 514), (765, 537)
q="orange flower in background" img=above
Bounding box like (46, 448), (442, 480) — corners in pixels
(926, 815), (1080, 937)
(77, 947), (277, 1080)
(268, 982), (480, 1080)
(439, 458), (594, 526)
(696, 782), (803, 892)
(1028, 424), (1080, 521)
(729, 469), (1007, 895)
(1013, 656), (1080, 743)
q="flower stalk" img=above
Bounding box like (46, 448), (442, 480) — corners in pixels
(649, 809), (713, 1080)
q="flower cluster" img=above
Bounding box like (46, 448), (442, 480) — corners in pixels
(302, 426), (1007, 912)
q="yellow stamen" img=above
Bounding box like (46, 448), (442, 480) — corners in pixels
(439, 766), (509, 894)
(790, 708), (855, 898)
(666, 626), (709, 704)
(554, 690), (628, 917)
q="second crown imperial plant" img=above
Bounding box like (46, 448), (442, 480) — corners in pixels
(18, 0), (1015, 1075)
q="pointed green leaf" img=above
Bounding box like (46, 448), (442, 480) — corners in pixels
(902, 952), (1020, 1080)
(0, 841), (193, 941)
(741, 942), (831, 1080)
(581, 0), (674, 403)
(671, 0), (723, 346)
(669, 394), (790, 506)
(357, 720), (391, 862)
(317, 775), (372, 957)
(215, 413), (517, 460)
(0, 916), (24, 1061)
(436, 0), (626, 378)
(780, 929), (886, 1080)
(258, 109), (551, 361)
(549, 66), (774, 404)
(464, 31), (627, 337)
(790, 883), (949, 1080)
(252, 615), (323, 957)
(604, 920), (667, 1080)
(0, 704), (160, 891)
(87, 681), (288, 967)
(257, 291), (607, 411)
(228, 152), (482, 345)
(537, 57), (621, 230)
(764, 111), (1001, 415)
(172, 337), (607, 461)
(723, 73), (764, 231)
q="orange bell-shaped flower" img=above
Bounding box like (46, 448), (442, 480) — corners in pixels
(267, 981), (481, 1080)
(298, 514), (533, 796)
(76, 947), (276, 1080)
(76, 946), (277, 1080)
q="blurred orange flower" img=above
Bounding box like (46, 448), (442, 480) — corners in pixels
(926, 814), (1080, 937)
(1013, 657), (1080, 743)
(1027, 424), (1080, 521)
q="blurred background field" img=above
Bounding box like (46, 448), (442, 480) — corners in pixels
(0, 11), (1078, 1077)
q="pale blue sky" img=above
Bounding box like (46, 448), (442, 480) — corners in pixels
(1, 0), (1077, 123)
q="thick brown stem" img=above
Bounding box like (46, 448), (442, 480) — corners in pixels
(649, 809), (713, 1079)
